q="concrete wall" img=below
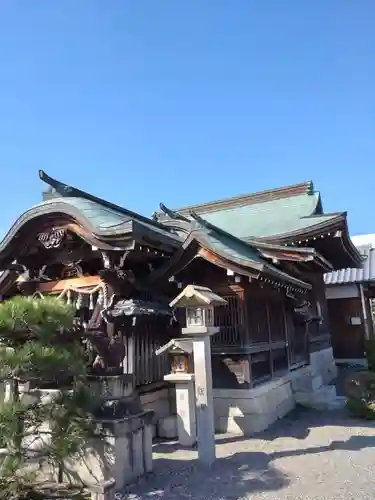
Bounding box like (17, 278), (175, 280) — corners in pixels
(325, 284), (359, 300)
(140, 348), (338, 438)
(310, 346), (337, 384)
(139, 384), (176, 437)
(213, 366), (311, 436)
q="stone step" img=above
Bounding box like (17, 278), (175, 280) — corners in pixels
(327, 396), (347, 411)
(311, 374), (324, 392)
(295, 385), (337, 410)
(157, 415), (178, 439)
(291, 373), (323, 393)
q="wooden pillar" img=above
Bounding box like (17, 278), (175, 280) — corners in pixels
(122, 329), (135, 376)
(239, 286), (252, 386)
(360, 284), (370, 341)
(238, 287), (250, 346)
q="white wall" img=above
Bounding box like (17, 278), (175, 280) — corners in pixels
(325, 284), (359, 300)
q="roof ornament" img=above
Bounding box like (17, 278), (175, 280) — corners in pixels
(39, 169), (74, 196)
(159, 203), (190, 222)
(38, 170), (172, 231)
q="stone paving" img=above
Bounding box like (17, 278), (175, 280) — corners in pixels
(119, 408), (375, 500)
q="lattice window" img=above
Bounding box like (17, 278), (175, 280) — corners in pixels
(213, 295), (241, 346)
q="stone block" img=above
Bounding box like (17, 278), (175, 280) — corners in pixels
(311, 375), (323, 391)
(143, 424), (153, 473)
(132, 428), (144, 478)
(327, 396), (346, 411)
(73, 410), (154, 491)
(214, 396), (263, 417)
(275, 396), (295, 419)
(89, 479), (116, 500)
(87, 374), (134, 401)
(142, 398), (171, 420)
(174, 382), (196, 447)
(157, 415), (178, 439)
(216, 413), (275, 436)
(295, 385), (337, 410)
(310, 347), (338, 384)
(140, 388), (169, 406)
(213, 376), (297, 436)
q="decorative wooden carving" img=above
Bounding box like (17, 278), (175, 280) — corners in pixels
(61, 263), (83, 279)
(292, 299), (321, 326)
(38, 229), (66, 249)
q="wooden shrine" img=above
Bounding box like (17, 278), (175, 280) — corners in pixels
(0, 172), (363, 392)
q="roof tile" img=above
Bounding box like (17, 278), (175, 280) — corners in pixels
(324, 245), (375, 285)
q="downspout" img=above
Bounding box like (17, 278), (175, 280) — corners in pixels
(359, 283), (370, 340)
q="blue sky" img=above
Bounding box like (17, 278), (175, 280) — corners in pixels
(0, 1), (374, 238)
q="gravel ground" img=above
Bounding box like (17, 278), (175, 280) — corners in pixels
(118, 408), (375, 500)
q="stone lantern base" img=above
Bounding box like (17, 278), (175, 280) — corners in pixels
(73, 410), (154, 491)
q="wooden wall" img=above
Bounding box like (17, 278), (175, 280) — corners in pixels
(328, 297), (366, 359)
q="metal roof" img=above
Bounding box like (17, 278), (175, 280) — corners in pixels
(324, 245), (375, 285)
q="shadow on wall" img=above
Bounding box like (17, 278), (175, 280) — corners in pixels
(211, 356), (249, 389)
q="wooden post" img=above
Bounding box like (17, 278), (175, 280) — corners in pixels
(123, 330), (135, 375)
(360, 284), (370, 341)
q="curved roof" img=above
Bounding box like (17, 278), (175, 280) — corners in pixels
(0, 170), (181, 266)
(148, 209), (313, 292)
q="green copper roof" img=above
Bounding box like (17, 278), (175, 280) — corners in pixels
(200, 192), (333, 239)
(193, 222), (311, 289)
(200, 228), (264, 268)
(36, 197), (130, 230)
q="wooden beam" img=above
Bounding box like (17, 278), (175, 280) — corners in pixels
(37, 275), (102, 294)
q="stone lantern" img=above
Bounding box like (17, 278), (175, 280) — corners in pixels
(170, 285), (227, 466)
(155, 338), (195, 447)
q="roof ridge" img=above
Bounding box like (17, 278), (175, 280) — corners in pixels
(174, 181), (314, 215)
(38, 170), (170, 231)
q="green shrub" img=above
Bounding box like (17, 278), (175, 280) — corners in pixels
(0, 296), (94, 498)
(345, 371), (375, 419)
(365, 337), (375, 373)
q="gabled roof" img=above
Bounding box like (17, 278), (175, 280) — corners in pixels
(156, 180), (362, 269)
(149, 209), (313, 292)
(157, 180), (326, 239)
(170, 180), (317, 216)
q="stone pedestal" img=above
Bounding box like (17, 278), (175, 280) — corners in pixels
(310, 347), (338, 384)
(74, 410), (154, 491)
(22, 374), (154, 491)
(86, 374), (141, 418)
(89, 479), (116, 500)
(192, 335), (216, 467)
(164, 373), (196, 447)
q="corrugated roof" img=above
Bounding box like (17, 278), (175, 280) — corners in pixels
(324, 245), (375, 285)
